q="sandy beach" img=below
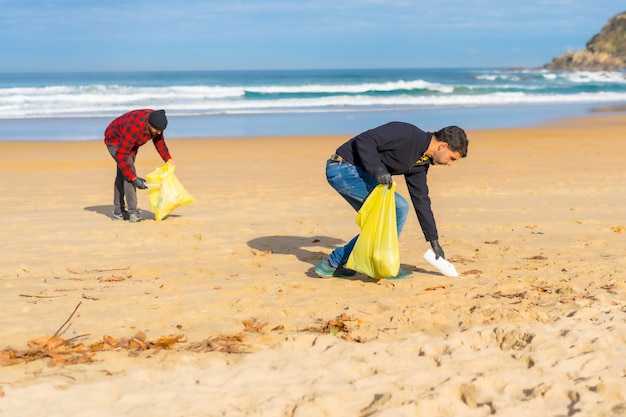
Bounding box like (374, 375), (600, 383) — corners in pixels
(1, 113), (625, 416)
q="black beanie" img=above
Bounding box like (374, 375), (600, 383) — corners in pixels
(148, 109), (168, 130)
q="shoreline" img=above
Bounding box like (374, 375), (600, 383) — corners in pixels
(1, 102), (625, 142)
(589, 104), (626, 112)
(1, 112), (625, 416)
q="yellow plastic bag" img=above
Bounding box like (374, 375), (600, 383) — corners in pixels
(346, 183), (400, 279)
(146, 162), (194, 221)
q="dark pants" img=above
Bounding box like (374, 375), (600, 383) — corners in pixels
(107, 146), (138, 214)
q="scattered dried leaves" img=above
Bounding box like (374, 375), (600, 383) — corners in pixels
(242, 318), (267, 333)
(491, 291), (526, 299)
(19, 293), (66, 299)
(0, 331), (190, 367)
(187, 334), (248, 354)
(1, 307), (297, 366)
(101, 275), (126, 282)
(447, 255), (473, 265)
(0, 303), (258, 366)
(525, 255), (548, 260)
(425, 284), (447, 291)
(1, 334), (92, 366)
(462, 269), (483, 275)
(475, 283), (556, 300)
(68, 267), (130, 275)
(303, 313), (363, 342)
(91, 332), (186, 351)
(531, 285), (551, 294)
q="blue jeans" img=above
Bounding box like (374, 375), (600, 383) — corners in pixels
(326, 159), (409, 268)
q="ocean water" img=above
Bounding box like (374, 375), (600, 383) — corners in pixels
(0, 68), (624, 140)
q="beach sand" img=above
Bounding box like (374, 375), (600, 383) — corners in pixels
(1, 113), (625, 416)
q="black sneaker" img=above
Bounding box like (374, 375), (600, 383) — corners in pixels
(112, 211), (129, 221)
(129, 212), (144, 223)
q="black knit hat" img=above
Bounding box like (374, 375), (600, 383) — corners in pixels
(148, 109), (168, 130)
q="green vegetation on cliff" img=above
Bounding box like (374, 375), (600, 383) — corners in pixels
(544, 11), (626, 71)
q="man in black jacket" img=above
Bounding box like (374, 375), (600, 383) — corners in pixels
(315, 121), (468, 279)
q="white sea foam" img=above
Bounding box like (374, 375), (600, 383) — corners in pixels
(2, 91), (625, 119)
(245, 79), (453, 94)
(0, 70), (624, 119)
(562, 71), (626, 83)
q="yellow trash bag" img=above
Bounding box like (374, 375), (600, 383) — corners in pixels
(145, 162), (194, 221)
(346, 183), (400, 279)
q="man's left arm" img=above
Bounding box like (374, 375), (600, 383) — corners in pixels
(405, 171), (438, 242)
(405, 171), (448, 259)
(153, 134), (173, 163)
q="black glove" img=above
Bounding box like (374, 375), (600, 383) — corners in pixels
(430, 240), (445, 260)
(375, 172), (393, 189)
(132, 177), (148, 189)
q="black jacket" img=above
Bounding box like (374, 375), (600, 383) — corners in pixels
(335, 121), (438, 241)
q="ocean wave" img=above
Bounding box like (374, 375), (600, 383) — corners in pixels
(475, 69), (626, 84)
(0, 79), (453, 100)
(2, 91), (626, 119)
(245, 79), (454, 94)
(1, 68), (625, 119)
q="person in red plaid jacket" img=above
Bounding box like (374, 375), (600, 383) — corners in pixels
(104, 109), (174, 222)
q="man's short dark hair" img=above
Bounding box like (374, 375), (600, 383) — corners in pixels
(434, 126), (468, 157)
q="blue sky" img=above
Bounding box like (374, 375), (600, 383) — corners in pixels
(0, 0), (623, 72)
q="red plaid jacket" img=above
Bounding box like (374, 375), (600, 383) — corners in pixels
(104, 109), (172, 181)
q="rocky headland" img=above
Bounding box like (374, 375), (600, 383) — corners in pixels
(544, 11), (626, 71)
